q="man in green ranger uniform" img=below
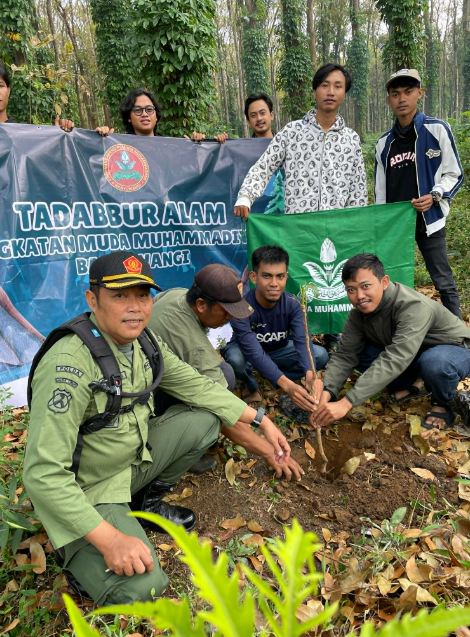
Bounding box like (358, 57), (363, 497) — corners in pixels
(312, 253), (470, 431)
(23, 251), (291, 605)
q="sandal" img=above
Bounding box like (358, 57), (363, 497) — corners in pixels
(421, 410), (455, 430)
(390, 385), (430, 404)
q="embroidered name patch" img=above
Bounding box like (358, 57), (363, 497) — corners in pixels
(56, 365), (84, 378)
(48, 388), (72, 414)
(55, 377), (78, 388)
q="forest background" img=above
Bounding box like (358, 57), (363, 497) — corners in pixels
(2, 2), (470, 636)
(1, 0), (470, 141)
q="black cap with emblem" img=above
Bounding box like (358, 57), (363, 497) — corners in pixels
(89, 251), (161, 291)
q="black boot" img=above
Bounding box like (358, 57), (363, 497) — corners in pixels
(140, 480), (196, 533)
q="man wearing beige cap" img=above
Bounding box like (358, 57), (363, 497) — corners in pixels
(24, 251), (291, 605)
(375, 68), (464, 319)
(148, 263), (305, 480)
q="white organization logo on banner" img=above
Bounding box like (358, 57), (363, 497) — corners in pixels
(303, 238), (348, 302)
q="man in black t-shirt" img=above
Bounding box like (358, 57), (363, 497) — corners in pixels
(375, 69), (464, 319)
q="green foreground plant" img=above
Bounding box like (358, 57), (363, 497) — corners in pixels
(64, 514), (470, 637)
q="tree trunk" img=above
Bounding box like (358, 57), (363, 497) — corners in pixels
(462, 0), (470, 110)
(46, 0), (60, 67)
(306, 0), (316, 67)
(228, 0), (248, 135)
(55, 0), (97, 130)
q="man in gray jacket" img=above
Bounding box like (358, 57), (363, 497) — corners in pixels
(312, 253), (470, 431)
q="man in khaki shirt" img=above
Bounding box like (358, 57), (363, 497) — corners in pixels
(24, 251), (291, 605)
(149, 264), (305, 480)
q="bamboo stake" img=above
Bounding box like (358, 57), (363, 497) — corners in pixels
(300, 284), (328, 472)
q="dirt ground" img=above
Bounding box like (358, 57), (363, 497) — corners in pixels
(161, 390), (464, 547)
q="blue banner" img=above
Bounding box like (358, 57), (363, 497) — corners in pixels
(0, 125), (271, 394)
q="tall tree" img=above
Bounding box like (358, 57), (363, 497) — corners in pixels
(131, 0), (218, 136)
(240, 0), (269, 95)
(0, 0), (66, 124)
(375, 0), (427, 72)
(423, 5), (441, 116)
(462, 0), (470, 111)
(278, 0), (312, 120)
(346, 0), (370, 139)
(89, 0), (137, 128)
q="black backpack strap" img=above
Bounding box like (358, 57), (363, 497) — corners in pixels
(28, 313), (164, 478)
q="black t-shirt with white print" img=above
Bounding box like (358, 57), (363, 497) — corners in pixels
(387, 126), (418, 203)
(386, 122), (426, 233)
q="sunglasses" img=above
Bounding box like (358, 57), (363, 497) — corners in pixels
(131, 106), (156, 116)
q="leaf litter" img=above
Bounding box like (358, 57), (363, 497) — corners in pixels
(5, 376), (470, 632)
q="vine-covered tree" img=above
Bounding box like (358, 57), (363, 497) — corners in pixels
(89, 0), (138, 129)
(240, 0), (269, 95)
(463, 0), (470, 111)
(346, 0), (369, 139)
(0, 0), (65, 124)
(130, 0), (219, 136)
(424, 15), (441, 116)
(375, 0), (426, 72)
(278, 0), (312, 120)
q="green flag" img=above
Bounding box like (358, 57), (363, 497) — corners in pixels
(247, 202), (416, 334)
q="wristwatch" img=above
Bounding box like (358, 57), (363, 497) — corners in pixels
(430, 190), (442, 205)
(251, 407), (265, 429)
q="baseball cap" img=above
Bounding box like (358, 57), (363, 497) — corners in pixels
(89, 251), (161, 291)
(386, 69), (421, 89)
(194, 264), (253, 319)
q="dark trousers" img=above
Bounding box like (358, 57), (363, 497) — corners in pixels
(358, 342), (470, 408)
(416, 227), (462, 319)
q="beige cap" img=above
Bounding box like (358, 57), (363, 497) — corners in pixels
(386, 69), (421, 89)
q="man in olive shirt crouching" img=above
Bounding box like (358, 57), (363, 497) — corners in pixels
(312, 253), (470, 432)
(148, 263), (305, 480)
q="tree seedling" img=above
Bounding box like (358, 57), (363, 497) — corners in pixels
(299, 283), (328, 472)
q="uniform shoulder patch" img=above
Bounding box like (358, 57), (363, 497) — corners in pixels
(55, 377), (78, 388)
(48, 388), (73, 414)
(56, 365), (84, 378)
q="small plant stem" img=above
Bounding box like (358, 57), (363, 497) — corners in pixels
(300, 299), (328, 472)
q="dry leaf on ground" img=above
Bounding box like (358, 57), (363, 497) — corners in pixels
(247, 520), (264, 532)
(341, 456), (361, 475)
(407, 414), (424, 437)
(219, 515), (246, 530)
(305, 439), (316, 459)
(30, 540), (46, 574)
(410, 468), (435, 481)
(225, 458), (241, 486)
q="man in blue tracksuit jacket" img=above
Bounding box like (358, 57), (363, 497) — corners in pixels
(375, 68), (464, 318)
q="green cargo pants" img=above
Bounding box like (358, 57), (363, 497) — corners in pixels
(62, 404), (220, 606)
